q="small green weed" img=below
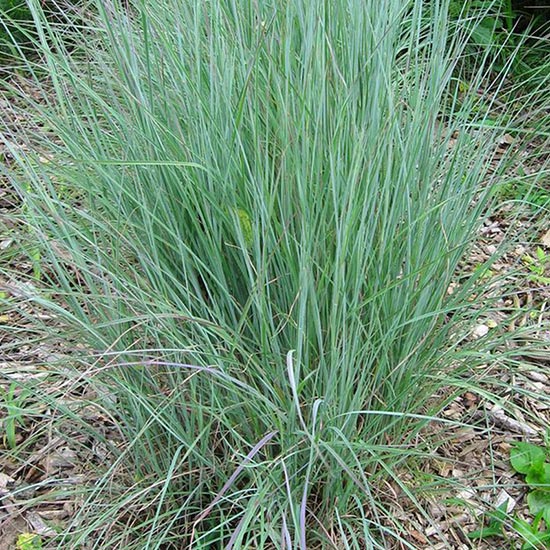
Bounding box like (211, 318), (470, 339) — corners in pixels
(497, 179), (550, 211)
(523, 247), (550, 286)
(511, 441), (550, 549)
(467, 500), (510, 540)
(15, 533), (43, 550)
(0, 382), (32, 449)
(511, 442), (550, 511)
(469, 441), (550, 549)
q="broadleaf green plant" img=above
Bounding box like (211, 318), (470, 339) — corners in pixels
(505, 442), (550, 549)
(511, 442), (550, 496)
(522, 247), (550, 286)
(3, 0), (549, 548)
(511, 442), (548, 474)
(469, 443), (550, 548)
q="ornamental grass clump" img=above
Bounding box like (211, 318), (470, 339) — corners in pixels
(4, 0), (547, 548)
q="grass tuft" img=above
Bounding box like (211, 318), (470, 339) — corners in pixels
(2, 0), (549, 547)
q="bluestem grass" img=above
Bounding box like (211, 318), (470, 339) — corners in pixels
(3, 0), (549, 548)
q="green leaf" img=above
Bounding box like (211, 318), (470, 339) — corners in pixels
(468, 501), (508, 540)
(521, 532), (550, 550)
(467, 523), (505, 540)
(511, 442), (547, 474)
(479, 17), (502, 32)
(470, 19), (499, 49)
(525, 463), (550, 488)
(491, 499), (511, 523)
(528, 490), (550, 517)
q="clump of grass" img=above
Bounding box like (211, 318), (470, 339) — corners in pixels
(3, 0), (549, 548)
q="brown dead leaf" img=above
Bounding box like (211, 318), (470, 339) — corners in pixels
(0, 472), (15, 490)
(462, 392), (479, 409)
(409, 529), (428, 544)
(498, 133), (514, 146)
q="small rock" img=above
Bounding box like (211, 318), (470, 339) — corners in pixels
(472, 324), (489, 338)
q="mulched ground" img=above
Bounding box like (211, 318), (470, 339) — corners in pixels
(1, 74), (549, 549)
